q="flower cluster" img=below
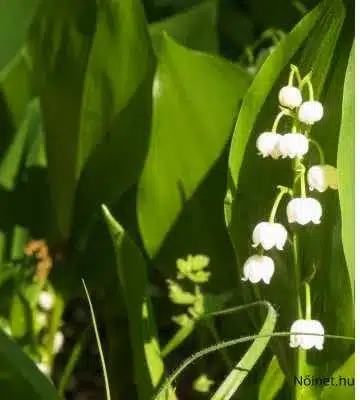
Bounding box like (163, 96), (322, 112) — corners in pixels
(242, 65), (336, 350)
(36, 289), (65, 376)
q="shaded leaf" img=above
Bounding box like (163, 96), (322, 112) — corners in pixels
(137, 35), (250, 257)
(150, 0), (219, 54)
(0, 1), (38, 71)
(102, 205), (173, 400)
(320, 353), (354, 400)
(0, 330), (60, 399)
(259, 356), (285, 400)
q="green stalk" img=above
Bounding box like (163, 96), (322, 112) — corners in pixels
(58, 327), (90, 398)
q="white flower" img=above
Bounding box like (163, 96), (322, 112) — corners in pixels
(38, 291), (54, 311)
(298, 101), (324, 125)
(289, 319), (325, 350)
(241, 255), (275, 284)
(307, 165), (338, 192)
(287, 197), (322, 225)
(278, 133), (309, 158)
(256, 132), (281, 159)
(278, 86), (302, 109)
(252, 222), (288, 250)
(53, 331), (65, 353)
(36, 362), (51, 376)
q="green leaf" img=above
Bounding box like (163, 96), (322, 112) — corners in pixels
(28, 0), (97, 238)
(102, 205), (173, 400)
(150, 0), (219, 54)
(320, 353), (354, 400)
(29, 0), (153, 240)
(337, 43), (354, 301)
(137, 35), (250, 257)
(211, 301), (277, 399)
(0, 1), (38, 72)
(71, 0), (154, 242)
(0, 330), (60, 399)
(259, 356), (285, 400)
(0, 49), (33, 127)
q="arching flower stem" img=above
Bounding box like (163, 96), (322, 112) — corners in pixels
(268, 186), (293, 223)
(309, 138), (326, 164)
(271, 109), (292, 132)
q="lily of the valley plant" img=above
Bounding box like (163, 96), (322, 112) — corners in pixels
(245, 65), (340, 350)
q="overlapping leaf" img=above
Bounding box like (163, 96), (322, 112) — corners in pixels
(137, 35), (250, 257)
(102, 205), (173, 400)
(0, 330), (60, 400)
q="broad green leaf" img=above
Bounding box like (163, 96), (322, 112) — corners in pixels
(0, 50), (33, 128)
(320, 353), (354, 400)
(71, 0), (154, 243)
(0, 330), (60, 399)
(28, 0), (97, 238)
(150, 0), (218, 54)
(259, 356), (285, 400)
(337, 43), (354, 301)
(211, 301), (277, 399)
(0, 1), (38, 72)
(29, 0), (153, 241)
(137, 35), (250, 257)
(102, 205), (173, 400)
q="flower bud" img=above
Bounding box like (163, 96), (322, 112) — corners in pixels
(252, 222), (288, 250)
(307, 165), (338, 192)
(286, 197), (322, 225)
(241, 255), (275, 284)
(289, 319), (325, 350)
(256, 132), (281, 159)
(38, 291), (54, 312)
(298, 101), (324, 125)
(278, 86), (302, 109)
(278, 133), (309, 158)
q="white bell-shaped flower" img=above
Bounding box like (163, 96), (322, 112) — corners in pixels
(38, 291), (54, 312)
(278, 133), (309, 158)
(278, 86), (302, 109)
(287, 197), (322, 225)
(36, 362), (51, 376)
(241, 255), (275, 284)
(298, 101), (324, 125)
(256, 132), (281, 159)
(289, 319), (325, 350)
(53, 331), (65, 353)
(307, 165), (338, 192)
(252, 222), (288, 250)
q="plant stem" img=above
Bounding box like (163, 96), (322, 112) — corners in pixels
(293, 234), (307, 400)
(271, 110), (288, 132)
(304, 282), (312, 320)
(58, 327), (90, 398)
(309, 138), (325, 164)
(269, 187), (290, 222)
